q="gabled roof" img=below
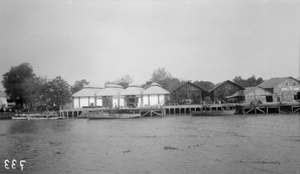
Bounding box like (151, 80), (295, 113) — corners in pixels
(171, 81), (207, 93)
(259, 77), (299, 89)
(120, 84), (145, 96)
(225, 86), (272, 98)
(143, 83), (170, 95)
(73, 87), (103, 97)
(244, 87), (257, 94)
(209, 80), (245, 92)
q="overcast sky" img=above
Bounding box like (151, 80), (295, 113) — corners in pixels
(0, 0), (299, 89)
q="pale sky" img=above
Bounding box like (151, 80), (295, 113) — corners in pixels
(0, 0), (299, 89)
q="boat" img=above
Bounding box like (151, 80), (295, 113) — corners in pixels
(26, 115), (48, 120)
(191, 105), (236, 116)
(87, 108), (141, 119)
(27, 115), (66, 120)
(12, 113), (41, 120)
(12, 111), (65, 120)
(12, 115), (28, 120)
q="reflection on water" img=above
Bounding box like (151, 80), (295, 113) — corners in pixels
(0, 114), (299, 174)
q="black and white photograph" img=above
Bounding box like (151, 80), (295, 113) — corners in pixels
(0, 0), (299, 173)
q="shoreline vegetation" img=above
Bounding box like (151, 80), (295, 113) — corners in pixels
(1, 62), (299, 113)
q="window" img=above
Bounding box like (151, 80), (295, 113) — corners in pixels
(293, 82), (296, 86)
(286, 82), (288, 86)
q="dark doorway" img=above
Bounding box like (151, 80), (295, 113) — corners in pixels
(103, 96), (112, 108)
(266, 96), (273, 102)
(277, 97), (281, 102)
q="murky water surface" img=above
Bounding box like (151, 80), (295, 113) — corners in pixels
(0, 114), (299, 174)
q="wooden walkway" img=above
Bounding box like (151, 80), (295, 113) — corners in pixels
(236, 102), (300, 114)
(164, 104), (236, 115)
(1, 102), (299, 119)
(59, 107), (166, 118)
(58, 102), (299, 118)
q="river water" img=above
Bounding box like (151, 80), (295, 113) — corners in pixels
(0, 114), (299, 174)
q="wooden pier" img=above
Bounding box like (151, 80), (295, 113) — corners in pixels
(59, 102), (299, 118)
(59, 107), (166, 118)
(164, 104), (236, 115)
(236, 102), (300, 114)
(1, 102), (299, 120)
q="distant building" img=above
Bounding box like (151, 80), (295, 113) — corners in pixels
(226, 86), (273, 104)
(120, 84), (145, 108)
(72, 86), (103, 108)
(142, 83), (170, 106)
(96, 84), (124, 108)
(171, 81), (208, 104)
(209, 80), (245, 103)
(258, 77), (300, 102)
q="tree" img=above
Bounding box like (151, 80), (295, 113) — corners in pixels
(2, 62), (35, 105)
(150, 67), (172, 83)
(150, 67), (175, 91)
(71, 79), (89, 94)
(21, 76), (47, 111)
(233, 75), (264, 87)
(104, 81), (115, 87)
(42, 76), (72, 109)
(163, 78), (183, 92)
(115, 74), (134, 88)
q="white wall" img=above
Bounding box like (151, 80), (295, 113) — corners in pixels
(149, 95), (158, 105)
(80, 97), (89, 107)
(120, 98), (124, 107)
(158, 94), (165, 105)
(96, 98), (102, 107)
(142, 95), (167, 106)
(143, 95), (149, 106)
(73, 98), (79, 108)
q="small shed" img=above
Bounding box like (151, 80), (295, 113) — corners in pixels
(72, 86), (103, 108)
(120, 84), (145, 107)
(226, 86), (273, 104)
(142, 83), (170, 106)
(96, 84), (124, 108)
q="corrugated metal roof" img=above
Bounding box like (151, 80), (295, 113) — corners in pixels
(259, 77), (299, 88)
(143, 83), (170, 95)
(120, 85), (144, 96)
(209, 80), (245, 92)
(171, 81), (207, 93)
